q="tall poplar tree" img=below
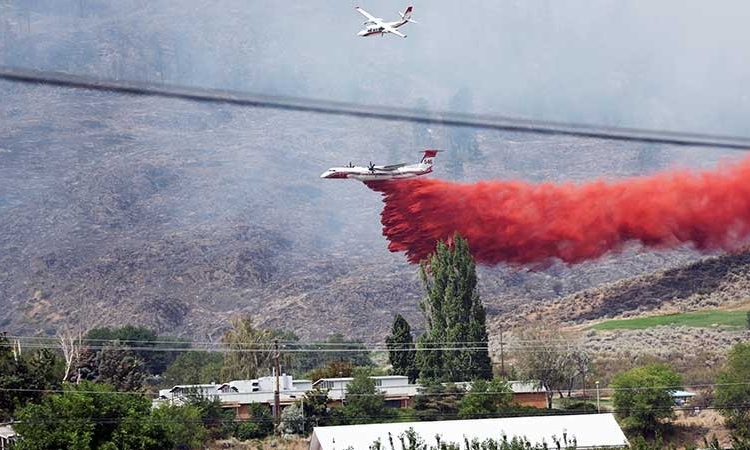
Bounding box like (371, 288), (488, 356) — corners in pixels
(416, 232), (492, 382)
(385, 314), (418, 382)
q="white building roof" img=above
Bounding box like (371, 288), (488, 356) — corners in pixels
(310, 414), (628, 450)
(669, 390), (696, 397)
(509, 381), (547, 394)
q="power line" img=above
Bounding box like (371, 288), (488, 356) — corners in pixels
(2, 66), (750, 150)
(5, 334), (698, 350)
(0, 340), (731, 356)
(1, 381), (747, 397)
(6, 335), (585, 346)
(0, 341), (625, 354)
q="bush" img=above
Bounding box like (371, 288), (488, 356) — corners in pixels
(560, 400), (597, 412)
(611, 363), (682, 434)
(233, 404), (274, 439)
(234, 421), (266, 440)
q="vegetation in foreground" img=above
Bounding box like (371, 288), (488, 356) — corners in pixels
(2, 234), (750, 449)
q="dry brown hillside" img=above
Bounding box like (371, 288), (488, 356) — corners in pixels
(489, 249), (750, 359)
(512, 249), (750, 327)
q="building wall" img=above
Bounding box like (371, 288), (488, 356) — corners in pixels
(513, 392), (548, 408)
(236, 404), (250, 420)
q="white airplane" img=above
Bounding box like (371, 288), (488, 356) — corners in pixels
(321, 149), (438, 182)
(356, 5), (416, 38)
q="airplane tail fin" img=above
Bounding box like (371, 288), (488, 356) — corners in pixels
(399, 6), (416, 23)
(420, 149), (439, 166)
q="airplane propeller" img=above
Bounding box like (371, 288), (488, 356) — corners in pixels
(368, 161), (375, 172)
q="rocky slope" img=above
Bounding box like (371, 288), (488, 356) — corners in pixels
(1, 1), (747, 344)
(2, 82), (740, 344)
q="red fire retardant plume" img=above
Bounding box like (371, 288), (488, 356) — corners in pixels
(366, 158), (750, 266)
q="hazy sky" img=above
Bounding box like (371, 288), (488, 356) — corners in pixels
(3, 0), (749, 338)
(2, 0), (750, 136)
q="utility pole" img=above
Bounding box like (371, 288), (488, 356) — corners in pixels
(301, 397), (305, 435)
(581, 365), (586, 404)
(273, 339), (281, 435)
(595, 380), (600, 413)
(338, 370), (344, 406)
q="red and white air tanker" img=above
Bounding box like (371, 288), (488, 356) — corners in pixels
(356, 5), (416, 38)
(320, 149), (439, 182)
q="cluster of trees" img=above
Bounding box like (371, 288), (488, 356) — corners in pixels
(379, 233), (750, 449)
(5, 232), (750, 449)
(715, 343), (750, 444)
(0, 319), (375, 448)
(598, 346), (750, 450)
(386, 234), (493, 384)
(11, 381), (255, 450)
(56, 319), (374, 393)
(284, 368), (520, 432)
(0, 333), (60, 422)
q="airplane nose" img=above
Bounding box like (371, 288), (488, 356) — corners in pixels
(357, 30), (367, 36)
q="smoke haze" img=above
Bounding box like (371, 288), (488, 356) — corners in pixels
(1, 0), (750, 337)
(1, 1), (749, 134)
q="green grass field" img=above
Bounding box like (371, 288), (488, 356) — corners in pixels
(589, 310), (749, 331)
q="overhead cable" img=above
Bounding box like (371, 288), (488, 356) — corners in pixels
(2, 66), (750, 150)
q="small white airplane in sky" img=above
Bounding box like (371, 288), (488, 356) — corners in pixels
(321, 149), (438, 182)
(355, 5), (416, 38)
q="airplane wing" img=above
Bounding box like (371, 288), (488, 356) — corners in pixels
(382, 23), (407, 38)
(355, 6), (378, 22)
(379, 163), (407, 171)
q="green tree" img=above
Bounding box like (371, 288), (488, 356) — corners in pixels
(220, 315), (277, 380)
(149, 403), (208, 450)
(412, 381), (465, 422)
(162, 350), (223, 386)
(0, 334), (61, 421)
(188, 394), (234, 440)
(220, 316), (306, 380)
(234, 403), (274, 439)
(75, 343), (148, 391)
(86, 325), (187, 375)
(459, 378), (514, 419)
(417, 233), (492, 382)
(295, 333), (373, 374)
(13, 381), (208, 450)
(385, 314), (418, 383)
(13, 381), (175, 450)
(306, 359), (355, 383)
(342, 367), (393, 424)
(279, 401), (305, 435)
(715, 342), (750, 441)
(303, 387), (333, 428)
(611, 363), (682, 434)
